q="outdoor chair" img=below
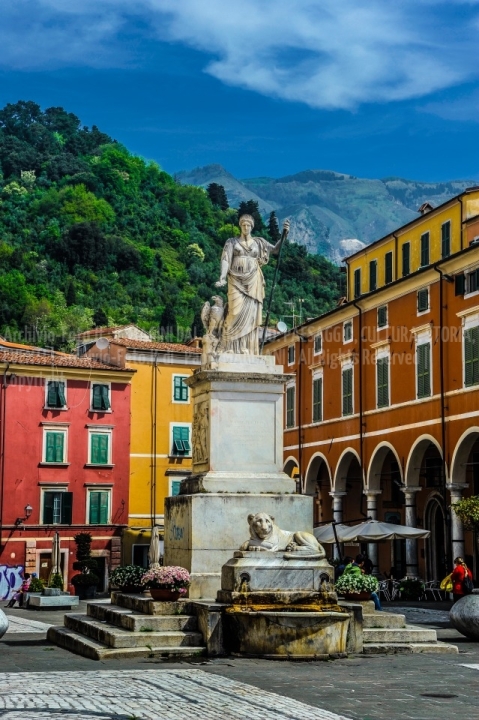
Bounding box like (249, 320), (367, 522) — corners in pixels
(378, 580), (392, 602)
(421, 580), (442, 601)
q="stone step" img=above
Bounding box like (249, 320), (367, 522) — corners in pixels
(64, 614), (203, 649)
(363, 642), (458, 655)
(363, 613), (406, 629)
(111, 592), (195, 616)
(87, 603), (198, 632)
(47, 626), (206, 661)
(363, 626), (437, 644)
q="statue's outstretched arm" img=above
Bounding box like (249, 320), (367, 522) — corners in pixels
(271, 219), (290, 254)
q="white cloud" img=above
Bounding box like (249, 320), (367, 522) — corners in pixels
(0, 0), (478, 110)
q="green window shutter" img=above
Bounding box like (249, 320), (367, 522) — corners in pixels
(46, 432), (64, 463)
(99, 492), (109, 524)
(89, 492), (100, 524)
(92, 385), (102, 410)
(417, 343), (431, 398)
(377, 357), (389, 408)
(455, 274), (465, 296)
(342, 368), (353, 416)
(369, 261), (377, 292)
(47, 381), (59, 407)
(286, 387), (295, 427)
(378, 306), (387, 327)
(417, 289), (429, 312)
(61, 492), (73, 525)
(420, 233), (430, 266)
(354, 269), (361, 298)
(385, 252), (393, 284)
(100, 385), (110, 410)
(171, 480), (182, 496)
(464, 327), (479, 387)
(402, 243), (410, 276)
(43, 492), (55, 524)
(441, 222), (451, 258)
(91, 434), (109, 464)
(173, 426), (190, 454)
(57, 382), (66, 407)
(174, 377), (189, 402)
(313, 377), (322, 423)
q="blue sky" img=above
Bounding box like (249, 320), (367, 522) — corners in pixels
(0, 0), (478, 181)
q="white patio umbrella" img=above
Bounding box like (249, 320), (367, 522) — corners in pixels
(49, 531), (61, 585)
(314, 519), (430, 543)
(314, 524), (354, 544)
(148, 526), (161, 569)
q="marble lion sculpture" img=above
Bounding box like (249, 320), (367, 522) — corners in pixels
(240, 512), (326, 559)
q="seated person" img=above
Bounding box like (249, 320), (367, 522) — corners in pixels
(343, 554), (382, 611)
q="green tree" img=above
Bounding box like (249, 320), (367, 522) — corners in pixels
(207, 183), (229, 210)
(268, 211), (281, 243)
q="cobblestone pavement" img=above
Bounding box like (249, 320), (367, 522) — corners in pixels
(384, 605), (451, 625)
(0, 669), (351, 720)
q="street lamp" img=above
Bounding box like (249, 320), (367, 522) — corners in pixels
(15, 504), (33, 527)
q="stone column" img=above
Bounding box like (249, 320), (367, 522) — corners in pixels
(329, 491), (346, 559)
(404, 486), (421, 577)
(365, 490), (381, 573)
(447, 484), (468, 564)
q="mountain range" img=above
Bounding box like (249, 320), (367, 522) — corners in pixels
(176, 165), (477, 262)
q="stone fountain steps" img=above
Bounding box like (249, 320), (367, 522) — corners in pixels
(362, 609), (458, 655)
(47, 593), (207, 660)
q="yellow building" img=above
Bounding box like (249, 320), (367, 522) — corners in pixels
(346, 188), (479, 300)
(78, 326), (201, 564)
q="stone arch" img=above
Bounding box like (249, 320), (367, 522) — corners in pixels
(333, 447), (363, 493)
(367, 442), (403, 492)
(405, 434), (444, 488)
(304, 452), (332, 495)
(283, 456), (299, 478)
(450, 426), (479, 486)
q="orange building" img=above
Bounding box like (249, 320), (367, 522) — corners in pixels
(265, 187), (479, 581)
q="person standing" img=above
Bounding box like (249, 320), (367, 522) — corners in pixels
(451, 557), (473, 603)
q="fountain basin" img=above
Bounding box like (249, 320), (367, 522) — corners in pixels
(224, 609), (349, 659)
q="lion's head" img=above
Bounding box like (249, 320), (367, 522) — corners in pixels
(248, 512), (274, 540)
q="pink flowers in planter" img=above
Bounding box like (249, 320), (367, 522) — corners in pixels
(141, 566), (191, 595)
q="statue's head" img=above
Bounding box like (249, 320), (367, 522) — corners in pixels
(239, 214), (254, 232)
(247, 512), (274, 540)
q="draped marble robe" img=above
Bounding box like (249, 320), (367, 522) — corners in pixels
(220, 235), (274, 355)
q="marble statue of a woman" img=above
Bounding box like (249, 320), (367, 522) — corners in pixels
(215, 214), (289, 355)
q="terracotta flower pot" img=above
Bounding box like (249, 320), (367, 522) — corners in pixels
(150, 588), (181, 601)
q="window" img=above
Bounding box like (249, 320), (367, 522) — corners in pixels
(313, 333), (322, 355)
(402, 243), (410, 277)
(424, 457), (442, 488)
(88, 490), (110, 524)
(46, 381), (66, 409)
(469, 269), (479, 294)
(385, 251), (393, 285)
(170, 479), (182, 496)
(342, 366), (353, 416)
(89, 431), (111, 465)
(171, 425), (191, 456)
(287, 345), (295, 365)
(416, 342), (431, 398)
(464, 326), (479, 387)
(343, 321), (352, 343)
(369, 260), (377, 292)
(441, 221), (451, 258)
(354, 268), (361, 298)
(42, 490), (72, 525)
(132, 545), (150, 568)
(420, 232), (430, 267)
(91, 384), (110, 411)
(43, 430), (66, 464)
(286, 385), (295, 428)
(417, 288), (429, 313)
(377, 306), (388, 328)
(312, 375), (322, 423)
(173, 376), (189, 403)
(376, 356), (389, 408)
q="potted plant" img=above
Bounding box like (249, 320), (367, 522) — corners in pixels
(335, 572), (379, 600)
(398, 578), (424, 600)
(29, 576), (45, 593)
(44, 572), (64, 596)
(110, 565), (146, 594)
(71, 533), (99, 600)
(141, 566), (190, 601)
(452, 496), (479, 535)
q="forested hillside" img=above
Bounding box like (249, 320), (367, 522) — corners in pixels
(0, 101), (342, 350)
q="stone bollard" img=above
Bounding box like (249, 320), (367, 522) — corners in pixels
(0, 608), (9, 640)
(449, 591), (479, 641)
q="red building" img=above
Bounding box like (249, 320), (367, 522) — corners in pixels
(266, 188), (479, 582)
(0, 342), (134, 600)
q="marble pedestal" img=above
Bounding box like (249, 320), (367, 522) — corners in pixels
(163, 355), (315, 599)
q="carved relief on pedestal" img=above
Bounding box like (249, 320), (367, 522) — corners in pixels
(192, 401), (209, 466)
